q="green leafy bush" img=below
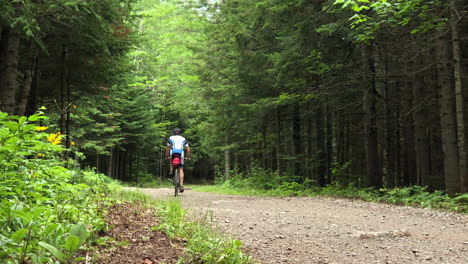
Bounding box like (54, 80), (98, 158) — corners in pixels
(222, 167), (312, 194)
(0, 112), (113, 263)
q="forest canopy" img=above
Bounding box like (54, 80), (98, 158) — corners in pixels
(0, 0), (467, 194)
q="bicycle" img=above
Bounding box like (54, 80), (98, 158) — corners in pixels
(171, 154), (186, 197)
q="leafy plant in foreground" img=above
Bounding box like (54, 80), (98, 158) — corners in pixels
(0, 112), (114, 263)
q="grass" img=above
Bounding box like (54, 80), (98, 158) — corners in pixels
(157, 200), (252, 264)
(112, 187), (253, 264)
(192, 184), (311, 197)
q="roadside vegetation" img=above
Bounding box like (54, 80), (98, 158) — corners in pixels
(0, 112), (115, 263)
(0, 112), (251, 263)
(193, 168), (468, 214)
(114, 190), (252, 264)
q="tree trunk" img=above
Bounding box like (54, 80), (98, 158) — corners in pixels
(309, 110), (318, 181)
(60, 45), (67, 134)
(25, 56), (39, 116)
(108, 148), (114, 178)
(326, 102), (333, 183)
(96, 154), (101, 173)
(292, 104), (301, 176)
(411, 54), (431, 188)
(316, 104), (326, 186)
(17, 58), (35, 116)
(0, 28), (20, 115)
(437, 36), (461, 194)
(394, 80), (402, 187)
(65, 68), (71, 149)
(114, 148), (120, 180)
(450, 0), (468, 192)
(384, 76), (395, 187)
(224, 149), (230, 181)
(362, 43), (381, 188)
(276, 106), (281, 175)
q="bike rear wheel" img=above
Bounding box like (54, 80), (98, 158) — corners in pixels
(174, 169), (180, 197)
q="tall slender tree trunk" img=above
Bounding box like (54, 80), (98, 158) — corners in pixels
(412, 53), (431, 188)
(0, 28), (20, 115)
(224, 148), (230, 181)
(96, 154), (101, 173)
(383, 57), (396, 188)
(450, 0), (468, 192)
(17, 51), (36, 116)
(26, 56), (38, 116)
(362, 43), (381, 187)
(129, 152), (134, 181)
(59, 45), (67, 134)
(384, 81), (394, 187)
(262, 121), (267, 169)
(292, 104), (301, 176)
(325, 103), (333, 183)
(108, 148), (114, 178)
(309, 111), (319, 181)
(316, 104), (326, 186)
(276, 106), (281, 175)
(394, 81), (402, 187)
(65, 68), (71, 149)
(115, 149), (120, 180)
(437, 36), (461, 194)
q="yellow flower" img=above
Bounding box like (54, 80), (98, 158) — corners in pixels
(35, 126), (48, 131)
(47, 132), (62, 145)
(47, 133), (56, 142)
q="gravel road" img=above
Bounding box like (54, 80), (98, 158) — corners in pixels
(128, 187), (468, 264)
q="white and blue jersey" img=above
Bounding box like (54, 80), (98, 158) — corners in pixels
(168, 135), (189, 158)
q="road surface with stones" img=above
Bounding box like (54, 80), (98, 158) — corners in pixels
(127, 187), (468, 264)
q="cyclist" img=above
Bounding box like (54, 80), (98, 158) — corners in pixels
(165, 128), (191, 192)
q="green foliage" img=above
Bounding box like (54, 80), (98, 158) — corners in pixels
(221, 168), (312, 192)
(195, 181), (467, 213)
(375, 186), (465, 212)
(329, 0), (448, 41)
(0, 112), (114, 263)
(319, 184), (467, 213)
(157, 200), (252, 264)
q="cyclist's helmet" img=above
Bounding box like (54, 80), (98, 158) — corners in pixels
(173, 128), (181, 135)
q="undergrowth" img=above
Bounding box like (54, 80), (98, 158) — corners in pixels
(0, 111), (116, 263)
(110, 189), (252, 264)
(194, 168), (467, 214)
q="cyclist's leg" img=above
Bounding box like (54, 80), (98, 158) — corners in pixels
(179, 152), (185, 186)
(169, 153), (177, 176)
(179, 167), (184, 186)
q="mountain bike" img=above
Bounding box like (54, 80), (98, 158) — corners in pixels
(171, 154), (185, 197)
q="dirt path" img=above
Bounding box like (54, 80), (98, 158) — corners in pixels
(128, 187), (468, 264)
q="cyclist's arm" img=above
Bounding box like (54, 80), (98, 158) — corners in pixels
(165, 144), (172, 159)
(185, 146), (191, 159)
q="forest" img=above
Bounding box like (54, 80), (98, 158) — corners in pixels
(1, 0), (468, 193)
(1, 0), (468, 262)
